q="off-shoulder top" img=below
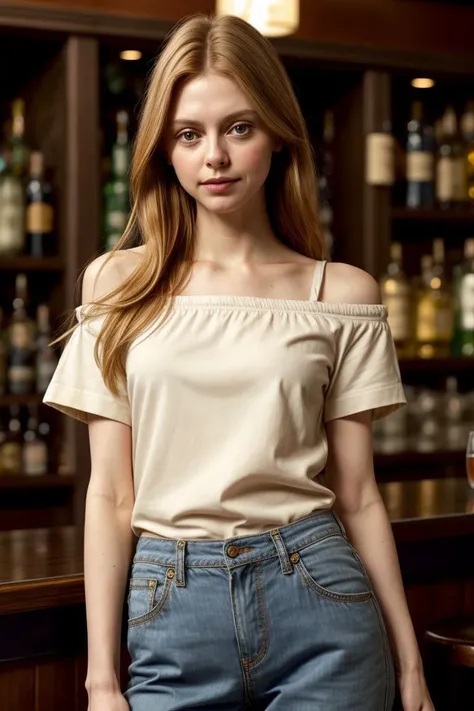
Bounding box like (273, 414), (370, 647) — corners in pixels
(43, 260), (406, 539)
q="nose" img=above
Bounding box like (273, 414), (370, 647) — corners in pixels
(205, 137), (229, 169)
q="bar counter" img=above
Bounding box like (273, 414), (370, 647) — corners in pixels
(0, 478), (473, 710)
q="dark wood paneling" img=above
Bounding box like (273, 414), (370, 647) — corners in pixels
(0, 663), (35, 711)
(3, 0), (474, 54)
(36, 657), (77, 711)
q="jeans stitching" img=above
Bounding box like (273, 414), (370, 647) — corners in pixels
(241, 563), (270, 670)
(128, 571), (173, 627)
(296, 559), (373, 603)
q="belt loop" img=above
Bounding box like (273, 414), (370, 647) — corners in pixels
(270, 528), (293, 575)
(332, 511), (347, 539)
(175, 540), (186, 587)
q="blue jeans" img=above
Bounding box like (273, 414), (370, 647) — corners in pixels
(125, 510), (395, 710)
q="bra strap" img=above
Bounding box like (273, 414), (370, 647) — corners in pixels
(309, 260), (327, 301)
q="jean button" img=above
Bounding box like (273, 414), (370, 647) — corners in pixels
(227, 545), (239, 558)
(290, 552), (300, 564)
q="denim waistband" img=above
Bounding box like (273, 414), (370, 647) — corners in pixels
(135, 510), (345, 573)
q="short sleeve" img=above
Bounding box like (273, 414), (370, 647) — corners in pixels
(324, 313), (406, 423)
(43, 306), (131, 426)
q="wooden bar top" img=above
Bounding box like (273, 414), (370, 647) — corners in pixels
(0, 478), (473, 615)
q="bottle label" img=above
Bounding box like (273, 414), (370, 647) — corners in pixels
(453, 157), (467, 201)
(1, 443), (22, 473)
(460, 274), (474, 330)
(416, 298), (453, 341)
(24, 441), (48, 476)
(437, 156), (455, 201)
(10, 323), (33, 349)
(0, 198), (25, 252)
(27, 203), (54, 233)
(8, 365), (35, 385)
(385, 294), (411, 341)
(407, 152), (434, 182)
(366, 133), (395, 186)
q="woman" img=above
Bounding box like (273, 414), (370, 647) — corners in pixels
(44, 13), (434, 711)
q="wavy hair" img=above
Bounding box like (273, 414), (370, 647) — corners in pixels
(57, 13), (327, 395)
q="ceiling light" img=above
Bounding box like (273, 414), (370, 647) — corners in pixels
(216, 0), (299, 37)
(120, 50), (142, 61)
(411, 78), (435, 89)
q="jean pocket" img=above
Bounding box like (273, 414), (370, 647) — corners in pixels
(127, 564), (174, 627)
(293, 533), (373, 603)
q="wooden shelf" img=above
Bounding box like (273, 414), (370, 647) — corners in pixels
(398, 357), (474, 374)
(375, 449), (466, 468)
(391, 207), (474, 223)
(0, 475), (75, 490)
(0, 257), (63, 272)
(0, 395), (44, 408)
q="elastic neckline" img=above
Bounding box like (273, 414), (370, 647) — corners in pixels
(171, 294), (388, 320)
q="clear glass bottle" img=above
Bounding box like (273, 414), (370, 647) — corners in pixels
(415, 240), (454, 358)
(7, 274), (37, 395)
(23, 404), (48, 476)
(0, 307), (6, 396)
(36, 304), (57, 394)
(0, 148), (26, 256)
(453, 238), (474, 357)
(103, 110), (131, 252)
(436, 106), (466, 210)
(380, 242), (412, 357)
(406, 100), (435, 209)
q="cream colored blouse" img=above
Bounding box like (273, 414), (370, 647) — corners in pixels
(44, 261), (406, 540)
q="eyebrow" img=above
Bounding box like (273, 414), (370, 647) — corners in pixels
(171, 109), (258, 128)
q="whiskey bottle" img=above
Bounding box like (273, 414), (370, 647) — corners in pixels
(7, 274), (36, 395)
(0, 307), (6, 395)
(436, 106), (466, 209)
(23, 404), (48, 476)
(380, 242), (412, 357)
(461, 101), (474, 205)
(415, 240), (454, 358)
(2, 406), (23, 474)
(0, 149), (26, 256)
(406, 101), (435, 209)
(26, 151), (55, 257)
(9, 98), (29, 179)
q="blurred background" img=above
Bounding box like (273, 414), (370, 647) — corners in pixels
(1, 2), (474, 710)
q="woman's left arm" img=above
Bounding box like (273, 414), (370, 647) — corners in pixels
(326, 412), (435, 711)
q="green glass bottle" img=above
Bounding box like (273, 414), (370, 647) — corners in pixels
(103, 110), (131, 252)
(453, 238), (474, 357)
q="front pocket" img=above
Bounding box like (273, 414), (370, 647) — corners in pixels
(127, 569), (173, 627)
(293, 534), (373, 603)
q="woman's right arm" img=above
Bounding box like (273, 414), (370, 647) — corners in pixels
(81, 254), (136, 707)
(84, 415), (135, 707)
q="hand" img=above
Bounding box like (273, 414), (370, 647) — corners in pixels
(88, 689), (130, 711)
(399, 667), (435, 711)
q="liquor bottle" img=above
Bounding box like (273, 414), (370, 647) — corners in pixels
(0, 149), (26, 256)
(23, 404), (48, 476)
(436, 106), (466, 209)
(380, 242), (412, 357)
(0, 415), (7, 476)
(366, 119), (395, 187)
(461, 101), (474, 205)
(103, 110), (131, 252)
(7, 274), (36, 395)
(415, 240), (454, 358)
(9, 98), (29, 178)
(25, 151), (55, 257)
(36, 304), (57, 394)
(406, 101), (435, 208)
(2, 406), (23, 474)
(0, 307), (6, 395)
(452, 238), (474, 357)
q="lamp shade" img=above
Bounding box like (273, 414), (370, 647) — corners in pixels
(216, 0), (299, 37)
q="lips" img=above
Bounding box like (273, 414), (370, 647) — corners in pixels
(201, 178), (239, 185)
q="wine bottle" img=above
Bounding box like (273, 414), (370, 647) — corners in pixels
(406, 101), (435, 208)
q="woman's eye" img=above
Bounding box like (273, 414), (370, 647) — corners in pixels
(231, 123), (252, 137)
(178, 130), (198, 142)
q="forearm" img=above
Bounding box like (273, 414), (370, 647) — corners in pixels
(84, 486), (134, 693)
(336, 495), (422, 673)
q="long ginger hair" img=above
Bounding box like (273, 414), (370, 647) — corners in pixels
(59, 13), (327, 395)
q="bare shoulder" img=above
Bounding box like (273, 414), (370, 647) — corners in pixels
(82, 247), (144, 303)
(321, 262), (381, 305)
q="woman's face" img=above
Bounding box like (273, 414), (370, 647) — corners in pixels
(166, 72), (278, 215)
